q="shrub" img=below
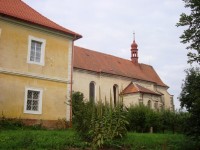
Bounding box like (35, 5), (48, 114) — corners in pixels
(72, 91), (128, 149)
(0, 114), (24, 130)
(126, 105), (157, 132)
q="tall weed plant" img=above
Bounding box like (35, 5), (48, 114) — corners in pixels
(72, 91), (128, 149)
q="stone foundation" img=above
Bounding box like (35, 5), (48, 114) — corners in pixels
(0, 117), (70, 129)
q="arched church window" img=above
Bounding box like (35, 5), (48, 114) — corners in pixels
(113, 84), (118, 106)
(89, 81), (95, 103)
(147, 100), (152, 108)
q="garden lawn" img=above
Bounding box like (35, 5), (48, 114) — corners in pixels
(0, 129), (197, 149)
(123, 132), (197, 150)
(0, 129), (86, 149)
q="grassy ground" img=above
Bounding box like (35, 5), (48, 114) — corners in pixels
(123, 132), (197, 150)
(0, 129), (198, 150)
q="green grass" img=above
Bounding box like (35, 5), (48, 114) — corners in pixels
(123, 132), (197, 150)
(0, 129), (198, 150)
(0, 129), (87, 149)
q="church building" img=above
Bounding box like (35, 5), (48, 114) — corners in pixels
(0, 0), (174, 129)
(73, 40), (174, 111)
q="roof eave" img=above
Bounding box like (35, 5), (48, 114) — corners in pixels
(0, 13), (82, 40)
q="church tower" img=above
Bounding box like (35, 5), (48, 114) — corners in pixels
(131, 39), (138, 64)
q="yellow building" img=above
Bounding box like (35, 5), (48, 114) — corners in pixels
(0, 0), (81, 128)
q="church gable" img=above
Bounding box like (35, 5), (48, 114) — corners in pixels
(121, 82), (162, 96)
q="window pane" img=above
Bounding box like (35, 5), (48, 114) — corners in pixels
(26, 90), (40, 112)
(26, 100), (32, 110)
(30, 40), (42, 63)
(33, 91), (39, 99)
(32, 104), (38, 111)
(35, 51), (41, 62)
(27, 90), (33, 98)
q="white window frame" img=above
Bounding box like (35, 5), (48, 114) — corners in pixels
(24, 87), (43, 114)
(27, 35), (46, 66)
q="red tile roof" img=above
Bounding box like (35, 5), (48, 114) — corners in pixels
(74, 46), (168, 87)
(121, 82), (162, 96)
(0, 0), (82, 40)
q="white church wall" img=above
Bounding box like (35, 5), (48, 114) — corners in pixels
(123, 93), (140, 107)
(73, 69), (173, 110)
(157, 86), (173, 110)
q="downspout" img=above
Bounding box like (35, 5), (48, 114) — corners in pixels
(69, 36), (76, 128)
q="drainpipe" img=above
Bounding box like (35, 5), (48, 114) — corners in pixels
(69, 36), (75, 128)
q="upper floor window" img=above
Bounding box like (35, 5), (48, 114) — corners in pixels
(24, 87), (43, 114)
(89, 81), (95, 103)
(27, 36), (46, 66)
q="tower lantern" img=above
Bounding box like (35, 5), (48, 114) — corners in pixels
(130, 33), (138, 64)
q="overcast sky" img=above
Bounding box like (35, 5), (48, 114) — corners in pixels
(23, 0), (190, 109)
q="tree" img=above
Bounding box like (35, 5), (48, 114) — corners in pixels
(179, 67), (200, 140)
(177, 0), (200, 64)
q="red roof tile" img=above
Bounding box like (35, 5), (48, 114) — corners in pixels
(74, 46), (168, 87)
(121, 82), (162, 96)
(0, 0), (82, 40)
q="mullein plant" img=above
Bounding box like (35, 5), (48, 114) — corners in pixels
(72, 88), (128, 149)
(89, 87), (129, 149)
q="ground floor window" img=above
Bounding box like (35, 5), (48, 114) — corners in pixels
(24, 87), (43, 114)
(147, 100), (152, 108)
(113, 84), (118, 106)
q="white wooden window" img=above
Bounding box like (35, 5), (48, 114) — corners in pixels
(27, 36), (46, 65)
(24, 87), (43, 114)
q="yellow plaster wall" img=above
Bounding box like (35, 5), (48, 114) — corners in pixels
(0, 19), (71, 79)
(0, 18), (73, 120)
(0, 73), (67, 120)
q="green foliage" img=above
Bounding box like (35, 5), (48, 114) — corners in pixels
(126, 105), (159, 133)
(0, 114), (43, 130)
(90, 101), (128, 149)
(124, 132), (199, 150)
(126, 105), (188, 134)
(177, 0), (200, 64)
(72, 91), (94, 141)
(0, 129), (87, 149)
(1, 129), (199, 149)
(0, 115), (24, 130)
(72, 91), (128, 149)
(179, 67), (200, 141)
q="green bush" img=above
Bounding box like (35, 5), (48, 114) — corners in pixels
(126, 105), (189, 134)
(0, 115), (24, 130)
(72, 91), (128, 149)
(126, 105), (157, 132)
(72, 91), (94, 141)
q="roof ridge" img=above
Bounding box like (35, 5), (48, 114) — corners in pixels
(74, 46), (168, 87)
(75, 45), (139, 63)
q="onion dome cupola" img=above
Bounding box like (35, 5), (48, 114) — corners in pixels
(131, 38), (138, 64)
